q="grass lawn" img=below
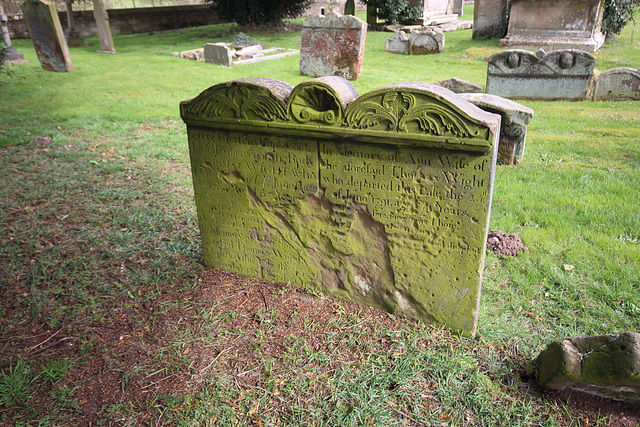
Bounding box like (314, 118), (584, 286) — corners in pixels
(0, 6), (639, 426)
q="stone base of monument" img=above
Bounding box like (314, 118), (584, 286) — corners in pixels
(499, 35), (605, 54)
(181, 76), (502, 336)
(3, 46), (25, 62)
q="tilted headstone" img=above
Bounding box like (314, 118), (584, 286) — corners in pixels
(92, 0), (115, 53)
(593, 68), (640, 101)
(385, 30), (409, 55)
(486, 49), (596, 100)
(409, 28), (445, 55)
(300, 12), (367, 81)
(204, 42), (233, 66)
(21, 0), (73, 72)
(1, 5), (25, 61)
(435, 77), (484, 94)
(500, 0), (605, 52)
(180, 76), (501, 336)
(459, 93), (534, 165)
(535, 333), (640, 405)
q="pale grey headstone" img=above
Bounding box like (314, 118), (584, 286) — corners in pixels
(593, 68), (640, 101)
(486, 49), (596, 100)
(385, 31), (409, 55)
(204, 42), (233, 66)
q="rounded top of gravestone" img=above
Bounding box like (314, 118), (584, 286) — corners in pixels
(303, 11), (366, 29)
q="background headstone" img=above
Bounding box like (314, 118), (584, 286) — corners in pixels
(472, 0), (509, 39)
(92, 0), (115, 54)
(21, 0), (73, 72)
(180, 77), (502, 336)
(204, 42), (233, 66)
(500, 0), (606, 52)
(593, 68), (640, 101)
(408, 0), (458, 25)
(409, 28), (445, 54)
(385, 30), (409, 55)
(453, 0), (463, 16)
(63, 0), (84, 47)
(486, 49), (596, 100)
(300, 12), (367, 80)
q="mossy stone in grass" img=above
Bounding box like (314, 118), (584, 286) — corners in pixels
(534, 332), (640, 404)
(180, 77), (501, 336)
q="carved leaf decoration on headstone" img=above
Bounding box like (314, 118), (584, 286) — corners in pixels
(346, 91), (481, 138)
(400, 102), (481, 137)
(183, 83), (287, 122)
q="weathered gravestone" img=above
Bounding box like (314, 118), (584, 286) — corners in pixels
(435, 77), (484, 94)
(204, 42), (233, 66)
(486, 49), (596, 100)
(593, 68), (640, 101)
(459, 93), (534, 165)
(21, 0), (73, 72)
(409, 28), (445, 55)
(500, 0), (606, 52)
(180, 77), (501, 336)
(386, 31), (409, 55)
(92, 0), (115, 53)
(300, 12), (367, 80)
(472, 0), (509, 39)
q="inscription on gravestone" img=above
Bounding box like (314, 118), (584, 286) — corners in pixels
(181, 77), (501, 336)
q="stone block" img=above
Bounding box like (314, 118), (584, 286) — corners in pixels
(500, 0), (605, 52)
(435, 77), (483, 94)
(300, 12), (367, 80)
(534, 333), (640, 405)
(21, 0), (73, 72)
(486, 49), (596, 100)
(408, 0), (458, 26)
(385, 30), (409, 55)
(409, 28), (445, 55)
(180, 77), (502, 336)
(593, 68), (640, 101)
(204, 42), (233, 66)
(459, 93), (533, 165)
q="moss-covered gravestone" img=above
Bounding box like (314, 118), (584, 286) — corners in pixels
(180, 77), (501, 336)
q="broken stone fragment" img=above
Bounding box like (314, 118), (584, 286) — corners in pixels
(534, 333), (640, 405)
(435, 77), (483, 94)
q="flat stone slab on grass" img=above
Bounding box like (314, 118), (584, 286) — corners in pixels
(180, 77), (502, 336)
(435, 77), (483, 94)
(486, 49), (596, 100)
(535, 333), (640, 405)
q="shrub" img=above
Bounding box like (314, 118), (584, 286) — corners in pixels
(361, 0), (421, 24)
(602, 0), (639, 37)
(206, 0), (314, 26)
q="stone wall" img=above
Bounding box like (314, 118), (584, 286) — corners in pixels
(8, 4), (218, 39)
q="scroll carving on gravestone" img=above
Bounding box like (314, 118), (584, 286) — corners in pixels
(486, 49), (596, 100)
(21, 0), (73, 72)
(181, 77), (501, 336)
